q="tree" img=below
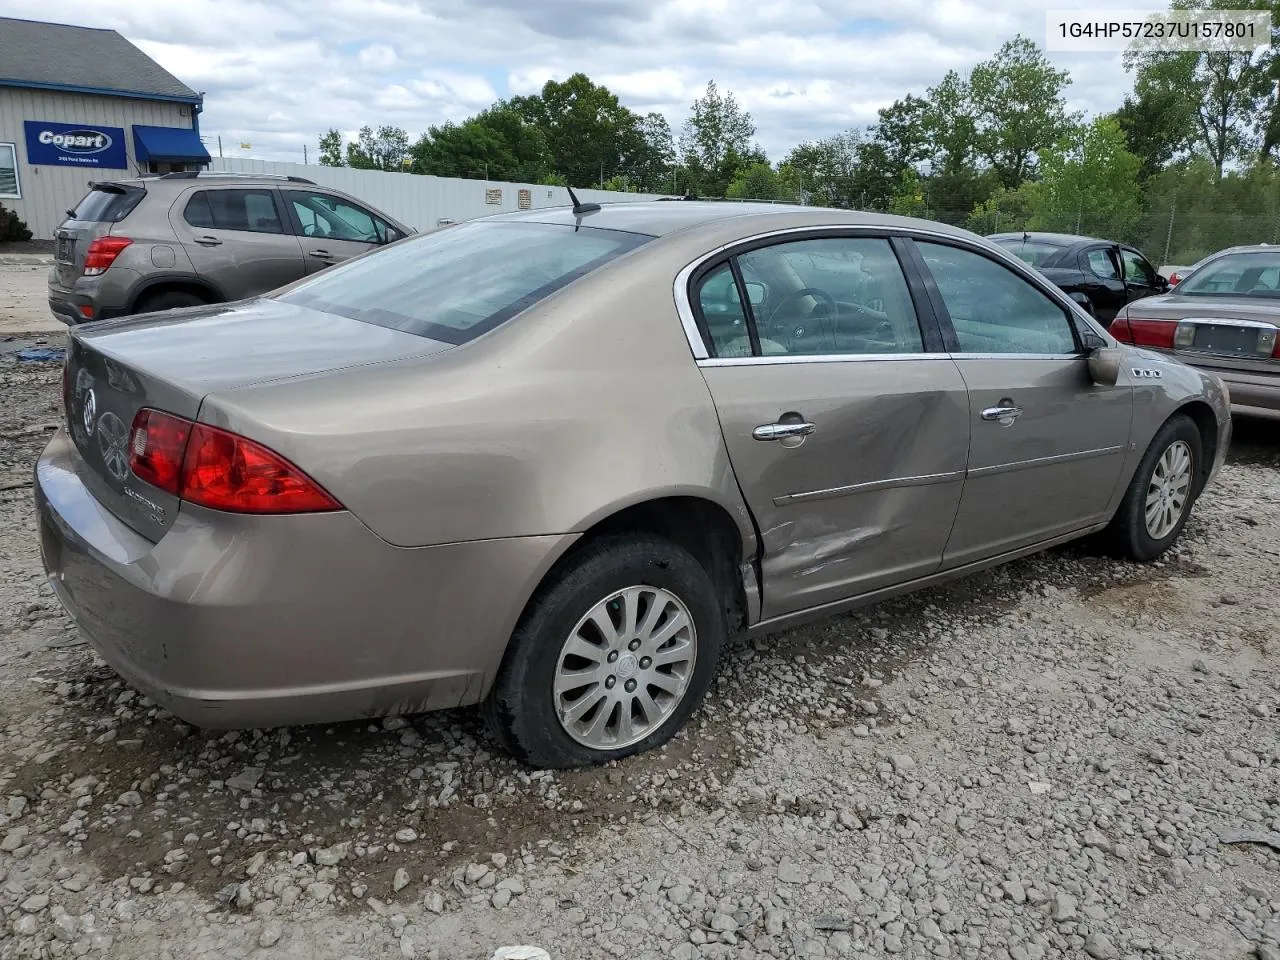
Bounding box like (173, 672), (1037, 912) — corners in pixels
(511, 73), (651, 187)
(890, 168), (928, 217)
(345, 125), (411, 171)
(780, 132), (862, 207)
(1026, 116), (1143, 239)
(631, 112), (676, 192)
(679, 81), (762, 196)
(410, 104), (549, 182)
(968, 36), (1078, 187)
(318, 129), (345, 167)
(966, 182), (1036, 235)
(872, 95), (933, 170)
(726, 162), (784, 200)
(1111, 86), (1192, 180)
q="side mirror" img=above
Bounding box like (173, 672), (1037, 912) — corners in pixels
(743, 281), (766, 306)
(1088, 347), (1122, 387)
(1156, 274), (1170, 292)
(1068, 291), (1095, 317)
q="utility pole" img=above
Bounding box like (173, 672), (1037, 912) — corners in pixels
(1163, 203), (1176, 265)
(303, 144), (308, 165)
(217, 135), (223, 159)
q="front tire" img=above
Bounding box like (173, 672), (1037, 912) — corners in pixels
(483, 534), (725, 769)
(1104, 414), (1202, 561)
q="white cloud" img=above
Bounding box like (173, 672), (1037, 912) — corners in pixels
(7, 0), (1155, 166)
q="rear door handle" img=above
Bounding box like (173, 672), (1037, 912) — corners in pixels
(981, 401), (1023, 425)
(309, 249), (333, 259)
(753, 421), (816, 441)
(193, 235), (222, 246)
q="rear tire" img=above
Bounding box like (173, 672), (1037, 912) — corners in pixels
(482, 534), (725, 769)
(136, 290), (207, 314)
(1103, 414), (1202, 562)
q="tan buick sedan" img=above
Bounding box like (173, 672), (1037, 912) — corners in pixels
(36, 200), (1231, 768)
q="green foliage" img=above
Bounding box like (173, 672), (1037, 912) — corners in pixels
(966, 183), (1037, 235)
(345, 125), (411, 171)
(780, 132), (864, 207)
(726, 162), (784, 200)
(890, 168), (928, 217)
(0, 203), (32, 242)
(318, 129), (344, 167)
(1026, 116), (1143, 240)
(410, 104), (549, 182)
(537, 171), (569, 187)
(679, 81), (764, 196)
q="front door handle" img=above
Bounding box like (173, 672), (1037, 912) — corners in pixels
(193, 235), (222, 246)
(309, 249), (334, 259)
(981, 400), (1023, 425)
(753, 421), (816, 441)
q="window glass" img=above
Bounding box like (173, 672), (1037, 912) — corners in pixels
(991, 238), (1065, 267)
(728, 237), (923, 356)
(1085, 248), (1120, 280)
(696, 263), (754, 357)
(1121, 249), (1156, 286)
(918, 241), (1078, 355)
(0, 144), (18, 198)
(285, 191), (384, 243)
(1176, 252), (1280, 298)
(69, 185), (143, 223)
(275, 221), (649, 344)
(184, 189), (283, 234)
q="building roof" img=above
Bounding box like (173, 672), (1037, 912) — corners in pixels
(0, 17), (201, 104)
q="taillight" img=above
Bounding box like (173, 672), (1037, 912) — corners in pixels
(82, 236), (132, 276)
(127, 409), (340, 514)
(1112, 316), (1175, 350)
(129, 409), (192, 495)
(1168, 272), (1182, 286)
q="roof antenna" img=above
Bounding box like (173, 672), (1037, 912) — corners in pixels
(1021, 229), (1029, 242)
(567, 185), (600, 215)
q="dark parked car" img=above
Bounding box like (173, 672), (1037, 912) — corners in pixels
(988, 232), (1168, 326)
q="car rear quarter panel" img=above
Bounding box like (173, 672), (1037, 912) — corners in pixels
(197, 225), (765, 555)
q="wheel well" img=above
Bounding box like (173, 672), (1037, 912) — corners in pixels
(562, 497), (750, 636)
(1173, 400), (1218, 496)
(130, 280), (218, 313)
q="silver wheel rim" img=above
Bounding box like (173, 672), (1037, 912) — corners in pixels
(1145, 439), (1192, 540)
(554, 585), (697, 751)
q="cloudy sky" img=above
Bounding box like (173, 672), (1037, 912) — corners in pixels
(9, 0), (1163, 164)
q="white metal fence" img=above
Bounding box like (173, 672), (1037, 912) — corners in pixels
(207, 158), (667, 232)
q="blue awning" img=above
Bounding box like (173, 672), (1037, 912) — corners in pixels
(132, 125), (211, 164)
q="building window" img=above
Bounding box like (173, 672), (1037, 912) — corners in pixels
(0, 143), (19, 199)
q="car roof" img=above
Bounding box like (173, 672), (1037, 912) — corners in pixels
(1188, 244), (1278, 268)
(988, 231), (1104, 247)
(486, 201), (980, 242)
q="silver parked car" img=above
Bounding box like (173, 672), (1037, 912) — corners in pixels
(48, 172), (413, 325)
(1113, 244), (1279, 420)
(36, 201), (1231, 768)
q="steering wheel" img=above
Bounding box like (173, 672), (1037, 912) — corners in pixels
(766, 286), (838, 349)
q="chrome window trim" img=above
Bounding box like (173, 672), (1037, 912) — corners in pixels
(699, 352), (952, 367)
(672, 222), (1114, 362)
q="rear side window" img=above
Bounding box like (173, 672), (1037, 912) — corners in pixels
(275, 220), (650, 344)
(183, 189), (285, 234)
(992, 238), (1066, 267)
(69, 186), (144, 223)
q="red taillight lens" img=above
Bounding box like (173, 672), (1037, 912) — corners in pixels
(1169, 272), (1182, 286)
(1113, 316), (1175, 349)
(129, 409), (192, 495)
(82, 236), (132, 276)
(127, 408), (340, 514)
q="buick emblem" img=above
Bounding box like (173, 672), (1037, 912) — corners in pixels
(82, 388), (97, 436)
(97, 412), (129, 481)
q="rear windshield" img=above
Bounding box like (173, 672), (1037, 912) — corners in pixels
(275, 220), (651, 344)
(992, 238), (1066, 267)
(1175, 252), (1280, 298)
(70, 185), (144, 223)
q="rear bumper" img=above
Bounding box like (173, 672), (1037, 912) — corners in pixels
(48, 271), (136, 325)
(35, 429), (573, 729)
(1215, 368), (1280, 422)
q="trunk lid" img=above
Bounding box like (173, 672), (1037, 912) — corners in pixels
(53, 182), (147, 287)
(65, 297), (452, 540)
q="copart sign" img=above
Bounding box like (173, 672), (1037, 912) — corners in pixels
(24, 120), (128, 169)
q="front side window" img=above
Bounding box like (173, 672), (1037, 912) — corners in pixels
(698, 236), (924, 357)
(184, 189), (284, 234)
(1085, 248), (1120, 281)
(1121, 249), (1156, 287)
(917, 241), (1078, 355)
(285, 191), (387, 244)
(0, 143), (19, 199)
(276, 220), (649, 344)
(1175, 251), (1280, 298)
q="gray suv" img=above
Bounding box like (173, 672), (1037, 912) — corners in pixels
(48, 172), (413, 324)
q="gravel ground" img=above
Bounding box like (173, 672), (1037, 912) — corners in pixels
(1, 353), (1278, 960)
(0, 256), (62, 337)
